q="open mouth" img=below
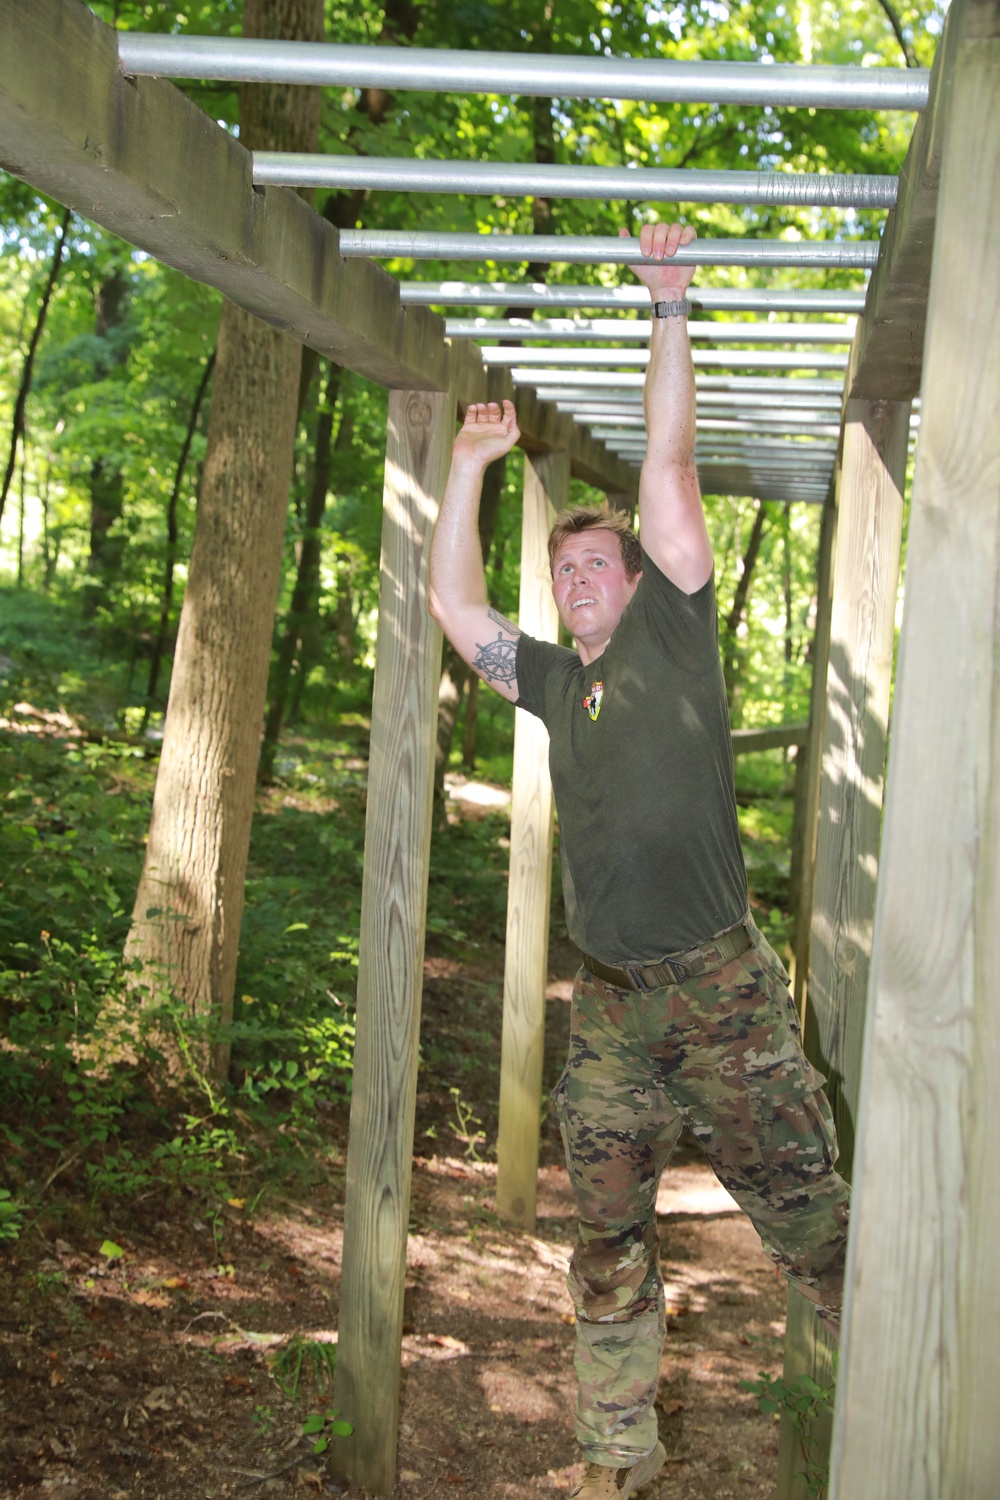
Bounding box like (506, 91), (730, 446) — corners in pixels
(571, 597), (597, 610)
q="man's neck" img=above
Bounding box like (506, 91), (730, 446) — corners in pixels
(575, 637), (611, 667)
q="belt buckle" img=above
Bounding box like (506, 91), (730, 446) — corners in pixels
(625, 964), (653, 993)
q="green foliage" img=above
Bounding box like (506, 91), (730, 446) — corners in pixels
(0, 1188), (25, 1242)
(300, 1408), (354, 1455)
(449, 1086), (487, 1162)
(271, 1333), (338, 1402)
(741, 1366), (837, 1497)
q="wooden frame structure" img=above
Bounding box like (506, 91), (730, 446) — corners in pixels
(1, 0), (997, 1494)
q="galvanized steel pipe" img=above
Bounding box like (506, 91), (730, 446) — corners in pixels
(594, 407), (839, 431)
(402, 282), (868, 313)
(558, 388), (844, 409)
(694, 456), (836, 468)
(339, 230), (879, 268)
(694, 439), (838, 452)
(255, 153), (897, 210)
(446, 317), (854, 344)
(529, 373), (845, 395)
(696, 417), (842, 434)
(117, 36), (929, 111)
(500, 348), (850, 369)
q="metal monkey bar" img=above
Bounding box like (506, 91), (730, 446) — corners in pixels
(496, 348), (851, 370)
(116, 35), (930, 111)
(337, 230), (880, 268)
(400, 284), (867, 313)
(254, 154), (897, 210)
(444, 317), (853, 344)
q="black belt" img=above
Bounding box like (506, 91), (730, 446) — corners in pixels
(582, 915), (754, 993)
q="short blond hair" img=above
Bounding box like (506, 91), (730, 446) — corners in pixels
(548, 504), (642, 579)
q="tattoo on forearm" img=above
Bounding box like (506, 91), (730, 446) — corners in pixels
(474, 622), (519, 687)
(487, 607), (520, 636)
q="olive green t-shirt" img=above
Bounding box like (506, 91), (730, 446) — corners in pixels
(515, 548), (748, 965)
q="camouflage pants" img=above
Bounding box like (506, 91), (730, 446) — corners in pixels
(552, 924), (849, 1465)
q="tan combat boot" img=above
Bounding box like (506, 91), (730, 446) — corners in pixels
(570, 1440), (666, 1498)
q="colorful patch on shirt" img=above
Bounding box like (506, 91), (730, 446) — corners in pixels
(582, 680), (604, 722)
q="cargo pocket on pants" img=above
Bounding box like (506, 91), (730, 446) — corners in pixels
(739, 1052), (839, 1183)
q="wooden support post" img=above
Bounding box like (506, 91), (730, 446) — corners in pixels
(831, 2), (1000, 1494)
(495, 450), (568, 1228)
(790, 490), (837, 1012)
(777, 388), (910, 1500)
(731, 723), (808, 756)
(332, 388), (456, 1498)
(805, 394), (910, 1167)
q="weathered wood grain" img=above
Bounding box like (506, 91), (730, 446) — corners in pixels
(778, 389), (909, 1500)
(791, 490), (837, 1015)
(332, 388), (456, 1497)
(495, 451), (567, 1227)
(805, 395), (909, 1170)
(831, 2), (1000, 1492)
(730, 722), (808, 755)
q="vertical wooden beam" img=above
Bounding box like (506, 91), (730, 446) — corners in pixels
(332, 387), (456, 1498)
(831, 3), (1000, 1495)
(805, 394), (910, 1169)
(495, 450), (568, 1227)
(791, 488), (838, 1013)
(777, 390), (909, 1500)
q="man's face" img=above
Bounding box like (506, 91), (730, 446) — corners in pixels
(551, 529), (641, 663)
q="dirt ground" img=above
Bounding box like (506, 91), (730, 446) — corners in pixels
(1, 787), (788, 1500)
(0, 1032), (786, 1499)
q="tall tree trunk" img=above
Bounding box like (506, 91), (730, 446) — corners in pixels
(141, 348), (216, 731)
(124, 0), (325, 1081)
(85, 267), (131, 615)
(285, 405), (356, 725)
(0, 204), (72, 530)
(259, 360), (342, 782)
(16, 454), (26, 586)
(40, 453), (53, 587)
(722, 499), (769, 722)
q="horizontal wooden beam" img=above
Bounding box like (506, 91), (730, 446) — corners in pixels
(847, 1), (959, 399)
(0, 0), (456, 392)
(731, 723), (808, 754)
(0, 0), (634, 494)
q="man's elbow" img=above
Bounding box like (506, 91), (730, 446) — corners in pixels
(427, 586), (455, 637)
(427, 577), (447, 622)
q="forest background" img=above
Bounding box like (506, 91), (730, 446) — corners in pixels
(0, 0), (943, 1460)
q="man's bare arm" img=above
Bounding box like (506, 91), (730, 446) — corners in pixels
(428, 402), (523, 704)
(625, 222), (714, 595)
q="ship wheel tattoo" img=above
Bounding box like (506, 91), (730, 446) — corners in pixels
(474, 631), (518, 687)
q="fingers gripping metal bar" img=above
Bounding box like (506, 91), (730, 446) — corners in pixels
(336, 231), (880, 269)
